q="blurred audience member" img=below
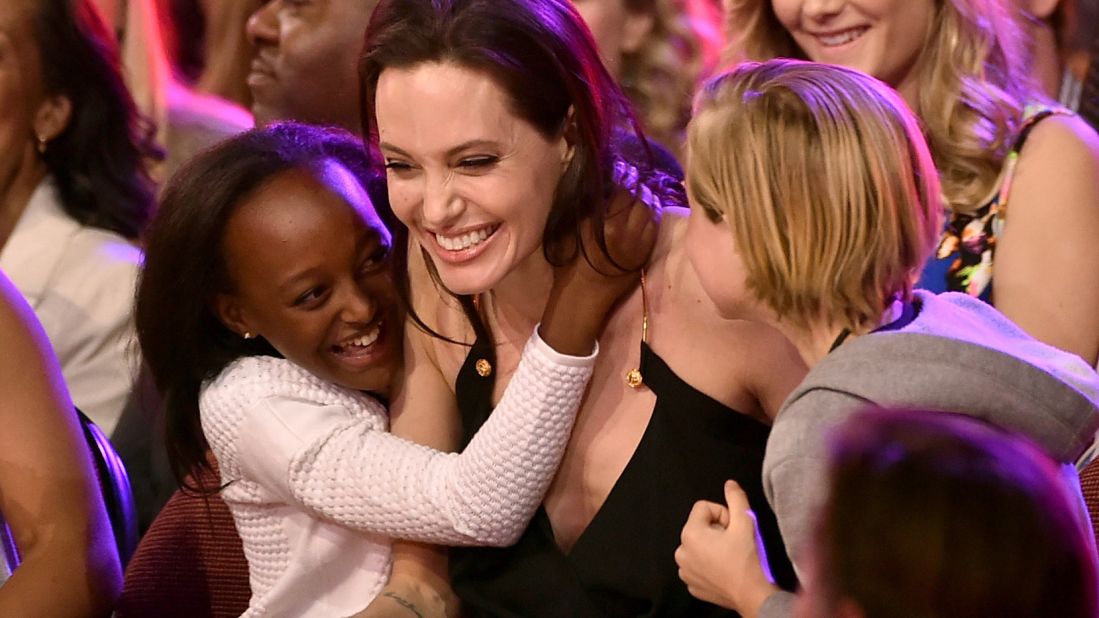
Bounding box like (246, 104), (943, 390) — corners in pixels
(196, 0), (263, 109)
(1022, 0), (1075, 101)
(0, 0), (158, 434)
(573, 0), (718, 156)
(0, 270), (122, 616)
(246, 0), (378, 133)
(92, 0), (252, 183)
(159, 0), (262, 110)
(1018, 0), (1098, 108)
(805, 409), (1098, 618)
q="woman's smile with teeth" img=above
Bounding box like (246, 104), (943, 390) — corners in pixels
(337, 323), (382, 351)
(817, 27), (868, 47)
(434, 225), (499, 251)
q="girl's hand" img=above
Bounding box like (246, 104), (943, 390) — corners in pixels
(675, 480), (780, 616)
(540, 188), (661, 355)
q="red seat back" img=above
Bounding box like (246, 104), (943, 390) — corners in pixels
(116, 463), (250, 617)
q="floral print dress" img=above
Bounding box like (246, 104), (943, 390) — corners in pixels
(916, 105), (1072, 302)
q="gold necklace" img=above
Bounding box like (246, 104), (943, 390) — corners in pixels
(470, 294), (493, 377)
(625, 269), (648, 389)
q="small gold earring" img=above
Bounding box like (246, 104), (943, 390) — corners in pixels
(36, 135), (47, 155)
(243, 332), (254, 340)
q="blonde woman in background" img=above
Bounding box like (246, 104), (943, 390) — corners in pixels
(724, 0), (1099, 365)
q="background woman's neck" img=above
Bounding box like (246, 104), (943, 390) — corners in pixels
(0, 155), (48, 252)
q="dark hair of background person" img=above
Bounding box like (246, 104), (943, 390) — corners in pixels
(34, 0), (162, 240)
(135, 123), (390, 492)
(160, 0), (206, 83)
(158, 0), (258, 108)
(818, 408), (1099, 618)
(359, 0), (683, 346)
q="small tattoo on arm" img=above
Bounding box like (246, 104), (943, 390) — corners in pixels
(382, 591), (426, 618)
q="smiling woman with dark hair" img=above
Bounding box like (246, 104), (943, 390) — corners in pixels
(0, 0), (161, 435)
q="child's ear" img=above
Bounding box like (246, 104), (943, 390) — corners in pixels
(213, 293), (253, 339)
(33, 94), (72, 145)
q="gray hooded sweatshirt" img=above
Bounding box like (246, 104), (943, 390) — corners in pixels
(759, 290), (1099, 617)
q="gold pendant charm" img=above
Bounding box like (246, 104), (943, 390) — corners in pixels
(625, 368), (643, 388)
(475, 359), (493, 377)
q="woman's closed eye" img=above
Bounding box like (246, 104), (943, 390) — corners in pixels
(457, 156), (499, 172)
(384, 160), (416, 175)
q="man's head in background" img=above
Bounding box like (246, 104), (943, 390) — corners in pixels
(246, 0), (377, 133)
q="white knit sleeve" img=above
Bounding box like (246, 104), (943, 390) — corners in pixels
(284, 328), (595, 546)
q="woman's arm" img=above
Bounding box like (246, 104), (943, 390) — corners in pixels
(994, 114), (1099, 365)
(0, 274), (121, 617)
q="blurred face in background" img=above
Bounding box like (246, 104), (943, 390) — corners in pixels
(769, 0), (934, 101)
(0, 0), (69, 220)
(570, 0), (654, 77)
(245, 0), (376, 132)
(0, 1), (41, 188)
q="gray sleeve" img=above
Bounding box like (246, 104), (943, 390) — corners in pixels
(764, 389), (871, 578)
(758, 590), (796, 618)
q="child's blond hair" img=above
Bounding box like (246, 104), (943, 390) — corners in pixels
(687, 60), (942, 332)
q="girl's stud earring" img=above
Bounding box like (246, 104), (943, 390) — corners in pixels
(243, 332), (254, 340)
